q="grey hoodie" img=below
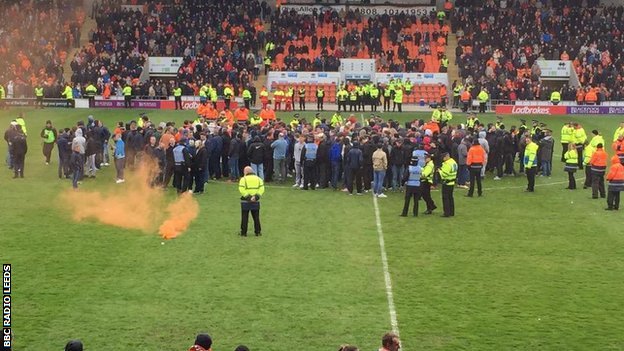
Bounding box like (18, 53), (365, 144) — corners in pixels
(457, 139), (469, 165)
(72, 128), (86, 155)
(478, 131), (490, 154)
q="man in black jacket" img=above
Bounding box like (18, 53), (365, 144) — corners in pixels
(346, 141), (364, 195)
(317, 135), (331, 188)
(247, 136), (265, 179)
(361, 137), (375, 192)
(124, 121), (143, 170)
(56, 128), (72, 178)
(193, 140), (208, 194)
(11, 125), (27, 178)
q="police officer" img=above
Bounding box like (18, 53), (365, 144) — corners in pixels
(85, 82), (97, 108)
(239, 166), (265, 236)
(63, 83), (74, 108)
(316, 86), (324, 111)
(438, 152), (457, 217)
(172, 139), (191, 194)
(34, 83), (45, 109)
(298, 86), (306, 111)
(421, 153), (437, 214)
(242, 86), (252, 109)
(400, 156), (422, 217)
(122, 84), (132, 108)
(301, 135), (318, 190)
(173, 85), (183, 110)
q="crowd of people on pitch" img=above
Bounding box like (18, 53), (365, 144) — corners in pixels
(7, 104), (624, 211)
(452, 1), (624, 101)
(61, 331), (401, 351)
(0, 0), (83, 96)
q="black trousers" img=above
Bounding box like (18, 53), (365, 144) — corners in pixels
(303, 160), (317, 190)
(441, 184), (455, 216)
(591, 172), (605, 198)
(348, 168), (363, 194)
(163, 164), (174, 187)
(401, 185), (422, 216)
(124, 96), (131, 108)
(584, 167), (592, 188)
(479, 102), (486, 113)
(576, 145), (584, 169)
(338, 101), (347, 112)
(318, 162), (329, 188)
(224, 98), (231, 110)
(43, 143), (54, 163)
(241, 204), (261, 235)
(394, 102), (402, 112)
(299, 98), (305, 110)
(173, 165), (190, 193)
(504, 153), (516, 175)
(67, 99), (75, 108)
(13, 153), (25, 177)
(383, 97), (390, 111)
(526, 167), (536, 191)
(462, 101), (469, 112)
(175, 96), (182, 110)
(567, 171), (577, 189)
(244, 99), (250, 109)
(317, 97), (323, 110)
(607, 191), (621, 209)
(363, 164), (373, 190)
(58, 155), (70, 178)
(561, 143), (568, 162)
(421, 182), (436, 211)
(37, 96), (44, 108)
(468, 167), (482, 196)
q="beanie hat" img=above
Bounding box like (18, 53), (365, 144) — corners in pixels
(65, 340), (83, 351)
(195, 334), (212, 349)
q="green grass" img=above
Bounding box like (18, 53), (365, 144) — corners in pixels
(1, 107), (624, 351)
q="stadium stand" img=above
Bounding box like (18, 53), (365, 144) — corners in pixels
(0, 0), (83, 97)
(70, 0), (270, 97)
(269, 8), (448, 73)
(452, 0), (623, 102)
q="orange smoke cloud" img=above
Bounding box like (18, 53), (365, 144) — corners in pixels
(61, 159), (199, 239)
(159, 193), (200, 239)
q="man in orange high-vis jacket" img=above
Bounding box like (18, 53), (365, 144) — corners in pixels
(466, 138), (486, 197)
(605, 155), (624, 210)
(590, 143), (607, 199)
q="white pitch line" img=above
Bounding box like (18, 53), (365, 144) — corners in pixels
(372, 194), (401, 337)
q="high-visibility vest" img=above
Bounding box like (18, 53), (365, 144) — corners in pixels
(35, 87), (44, 97)
(316, 88), (324, 97)
(243, 89), (252, 100)
(123, 86), (132, 96)
(173, 87), (182, 97)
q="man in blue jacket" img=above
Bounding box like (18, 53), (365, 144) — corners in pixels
(270, 132), (288, 182)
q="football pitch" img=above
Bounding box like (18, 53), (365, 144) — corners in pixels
(1, 108), (623, 351)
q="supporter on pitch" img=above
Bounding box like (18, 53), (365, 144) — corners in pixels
(70, 144), (83, 189)
(172, 138), (192, 194)
(11, 125), (28, 179)
(57, 128), (72, 179)
(113, 133), (126, 184)
(189, 333), (213, 351)
(193, 140), (208, 194)
(372, 143), (388, 197)
(379, 332), (401, 351)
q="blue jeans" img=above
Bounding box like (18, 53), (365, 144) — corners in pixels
(251, 163), (264, 180)
(72, 168), (81, 188)
(103, 141), (110, 164)
(229, 158), (240, 180)
(541, 160), (551, 176)
(392, 164), (404, 189)
(331, 161), (341, 189)
(458, 165), (469, 185)
(373, 170), (386, 195)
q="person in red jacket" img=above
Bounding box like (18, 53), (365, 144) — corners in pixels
(466, 138), (486, 197)
(590, 143), (607, 199)
(606, 155), (624, 210)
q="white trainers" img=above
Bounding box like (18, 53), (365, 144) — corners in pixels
(292, 183), (299, 188)
(104, 163), (110, 166)
(493, 176), (501, 180)
(116, 179), (125, 184)
(377, 193), (388, 198)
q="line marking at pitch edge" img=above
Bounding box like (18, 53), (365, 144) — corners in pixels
(372, 194), (401, 337)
